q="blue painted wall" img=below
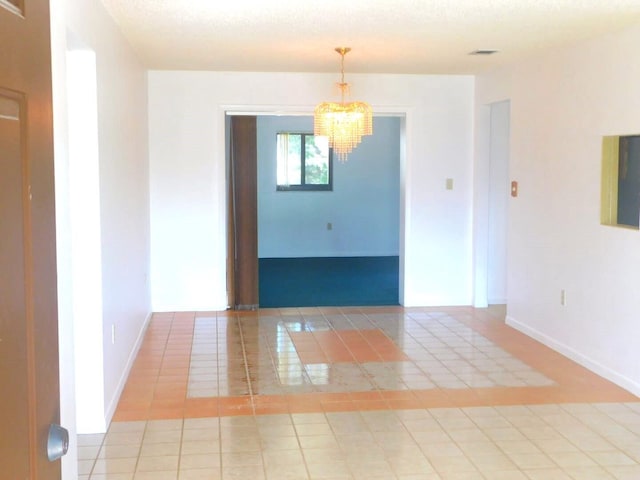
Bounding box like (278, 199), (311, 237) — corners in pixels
(257, 115), (400, 258)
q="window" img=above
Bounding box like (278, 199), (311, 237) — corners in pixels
(276, 133), (332, 191)
(601, 135), (640, 229)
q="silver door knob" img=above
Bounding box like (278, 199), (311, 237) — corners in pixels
(47, 424), (69, 462)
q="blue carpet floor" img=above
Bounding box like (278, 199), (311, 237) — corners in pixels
(258, 256), (399, 308)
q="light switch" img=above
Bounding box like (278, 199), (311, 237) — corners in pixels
(446, 178), (453, 190)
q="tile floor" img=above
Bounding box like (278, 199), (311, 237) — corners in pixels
(78, 306), (640, 479)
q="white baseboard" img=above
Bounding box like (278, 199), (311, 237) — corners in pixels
(506, 315), (640, 398)
(104, 311), (153, 427)
(488, 297), (507, 305)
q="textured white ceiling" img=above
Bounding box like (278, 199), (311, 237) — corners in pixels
(99, 0), (640, 74)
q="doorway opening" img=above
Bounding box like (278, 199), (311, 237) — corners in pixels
(487, 100), (510, 305)
(473, 100), (510, 308)
(227, 113), (404, 309)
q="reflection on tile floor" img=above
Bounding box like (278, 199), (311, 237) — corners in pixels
(187, 312), (554, 398)
(79, 306), (640, 479)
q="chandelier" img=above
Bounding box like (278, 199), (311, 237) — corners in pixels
(314, 47), (373, 162)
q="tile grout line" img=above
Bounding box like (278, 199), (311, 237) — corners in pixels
(234, 314), (256, 407)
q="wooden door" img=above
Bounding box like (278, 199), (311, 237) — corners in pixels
(229, 116), (259, 310)
(0, 0), (62, 478)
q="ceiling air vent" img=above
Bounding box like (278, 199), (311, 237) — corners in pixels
(469, 49), (499, 55)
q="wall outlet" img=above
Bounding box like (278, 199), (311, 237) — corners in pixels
(560, 289), (567, 306)
(327, 222), (332, 230)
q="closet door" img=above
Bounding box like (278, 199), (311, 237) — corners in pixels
(230, 116), (259, 309)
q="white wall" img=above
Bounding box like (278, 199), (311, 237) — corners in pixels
(149, 72), (474, 310)
(257, 115), (400, 258)
(475, 24), (640, 396)
(66, 45), (106, 436)
(51, 0), (151, 452)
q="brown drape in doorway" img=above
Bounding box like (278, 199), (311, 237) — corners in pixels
(227, 115), (259, 310)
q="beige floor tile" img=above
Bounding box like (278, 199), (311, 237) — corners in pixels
(298, 434), (339, 450)
(179, 453), (221, 470)
(484, 471), (528, 479)
(133, 472), (177, 480)
(104, 432), (144, 446)
(429, 455), (479, 475)
(506, 452), (555, 469)
(589, 450), (637, 466)
(139, 441), (180, 457)
(146, 419), (183, 431)
(396, 474), (441, 480)
(220, 450), (263, 467)
(183, 418), (219, 430)
(78, 445), (101, 460)
(180, 440), (219, 455)
(260, 434), (300, 451)
(92, 458), (138, 475)
(221, 465), (266, 479)
(78, 433), (105, 446)
(532, 436), (580, 453)
(295, 422), (334, 436)
(80, 309), (640, 479)
(386, 454), (436, 475)
(562, 466), (616, 479)
(135, 455), (179, 472)
(98, 445), (141, 459)
(456, 440), (503, 457)
(302, 447), (344, 464)
(410, 428), (452, 444)
(482, 427), (527, 442)
(257, 423), (297, 437)
(471, 453), (517, 472)
(264, 463), (308, 480)
(108, 421), (147, 433)
(291, 413), (329, 424)
(547, 450), (598, 468)
(496, 439), (541, 455)
(434, 471), (483, 479)
(143, 429), (182, 444)
(262, 448), (304, 467)
(178, 468), (221, 480)
(522, 469), (572, 480)
(619, 443), (640, 462)
(219, 435), (261, 452)
(181, 429), (219, 442)
(88, 474), (133, 480)
(420, 441), (464, 457)
(78, 459), (94, 475)
(606, 464), (640, 479)
(347, 457), (395, 477)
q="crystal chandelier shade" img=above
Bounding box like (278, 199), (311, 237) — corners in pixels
(314, 47), (373, 162)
